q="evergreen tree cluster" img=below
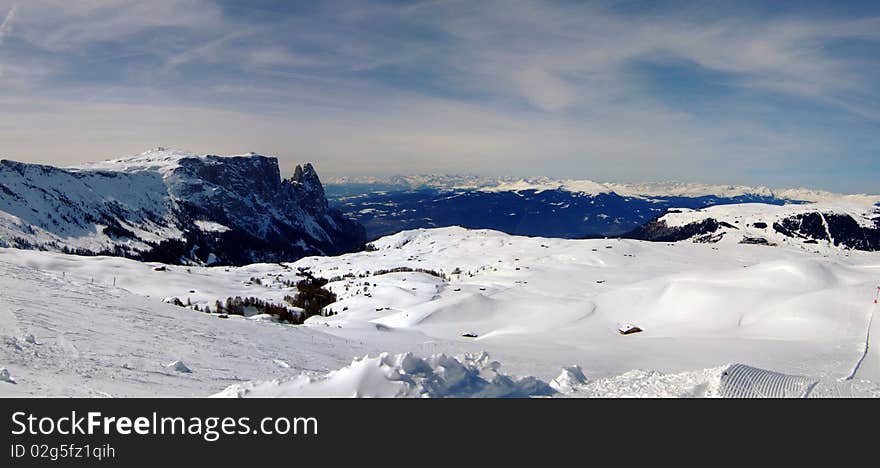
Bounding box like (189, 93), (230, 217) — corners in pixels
(284, 275), (338, 319)
(325, 267), (447, 282)
(371, 267), (447, 280)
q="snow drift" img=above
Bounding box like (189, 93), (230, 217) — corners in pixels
(213, 352), (556, 398)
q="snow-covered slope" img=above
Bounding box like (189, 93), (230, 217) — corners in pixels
(626, 202), (880, 252)
(2, 224), (878, 397)
(0, 148), (365, 265)
(0, 254), (378, 397)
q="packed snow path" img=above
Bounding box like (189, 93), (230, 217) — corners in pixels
(719, 364), (818, 398)
(846, 302), (878, 381)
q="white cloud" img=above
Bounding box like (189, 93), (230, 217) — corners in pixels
(0, 4), (15, 45)
(511, 67), (576, 111)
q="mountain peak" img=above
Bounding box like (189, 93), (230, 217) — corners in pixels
(291, 162), (319, 184)
(289, 162), (327, 212)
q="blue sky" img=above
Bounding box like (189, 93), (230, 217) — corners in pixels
(0, 0), (878, 192)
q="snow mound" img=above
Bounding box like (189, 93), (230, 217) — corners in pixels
(167, 360), (192, 373)
(212, 352), (556, 398)
(550, 365), (588, 393)
(247, 314), (281, 323)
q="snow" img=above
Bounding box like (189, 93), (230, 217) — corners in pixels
(0, 367), (14, 384)
(0, 155), (183, 254)
(213, 352), (555, 398)
(549, 365), (588, 393)
(194, 220), (231, 233)
(0, 255), (375, 397)
(72, 148), (202, 176)
(656, 202), (879, 254)
(167, 360), (192, 373)
(718, 363), (816, 398)
(1, 222), (879, 397)
(560, 366), (728, 398)
(660, 202), (877, 230)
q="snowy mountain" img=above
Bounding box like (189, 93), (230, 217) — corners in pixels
(0, 148), (365, 265)
(625, 202), (880, 252)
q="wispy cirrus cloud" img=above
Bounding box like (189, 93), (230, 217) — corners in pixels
(1, 0), (224, 51)
(0, 4), (16, 46)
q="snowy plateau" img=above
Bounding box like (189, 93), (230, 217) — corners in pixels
(0, 150), (879, 398)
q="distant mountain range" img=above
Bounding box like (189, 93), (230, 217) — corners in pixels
(0, 148), (365, 265)
(325, 175), (880, 244)
(1, 154), (877, 268)
(325, 174), (878, 202)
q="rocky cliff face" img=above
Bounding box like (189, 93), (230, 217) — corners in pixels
(624, 218), (726, 243)
(773, 212), (880, 251)
(0, 149), (365, 265)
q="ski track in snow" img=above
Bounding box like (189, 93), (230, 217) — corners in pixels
(846, 303), (878, 381)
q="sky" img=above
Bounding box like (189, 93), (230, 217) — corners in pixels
(0, 0), (878, 193)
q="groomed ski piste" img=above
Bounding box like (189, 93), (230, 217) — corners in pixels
(1, 225), (879, 397)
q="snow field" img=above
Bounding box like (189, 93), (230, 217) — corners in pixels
(2, 225), (879, 396)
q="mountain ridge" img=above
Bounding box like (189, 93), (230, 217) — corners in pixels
(0, 148), (365, 265)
